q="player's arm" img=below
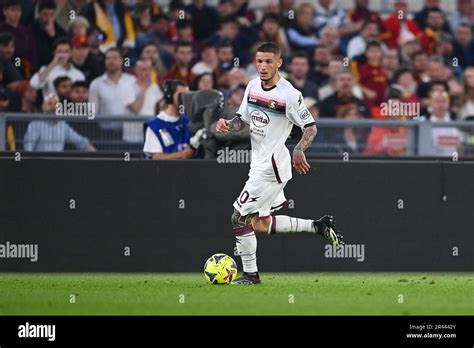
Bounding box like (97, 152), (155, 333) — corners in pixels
(293, 124), (317, 175)
(287, 91), (317, 175)
(216, 115), (243, 133)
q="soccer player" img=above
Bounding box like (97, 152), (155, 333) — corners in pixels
(216, 42), (344, 285)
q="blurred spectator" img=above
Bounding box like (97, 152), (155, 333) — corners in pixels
(213, 40), (234, 89)
(123, 58), (163, 144)
(53, 75), (72, 102)
(458, 67), (474, 119)
(334, 103), (365, 153)
(216, 0), (236, 20)
(70, 80), (89, 104)
(410, 50), (430, 85)
(318, 69), (369, 118)
(208, 15), (253, 66)
(0, 32), (25, 79)
(23, 94), (95, 152)
(365, 87), (409, 155)
(0, 85), (10, 110)
(447, 0), (474, 32)
(416, 56), (448, 100)
(433, 33), (457, 69)
(191, 72), (215, 91)
(418, 7), (450, 55)
(89, 47), (136, 134)
(314, 0), (353, 36)
(174, 19), (195, 48)
(414, 0), (452, 32)
(143, 79), (193, 159)
(286, 2), (318, 52)
(55, 0), (87, 33)
(348, 0), (384, 29)
(382, 48), (400, 80)
(71, 34), (105, 85)
(139, 42), (167, 84)
(226, 83), (245, 106)
(286, 51), (318, 98)
(186, 0), (219, 41)
(318, 59), (342, 100)
(81, 0), (136, 53)
(356, 40), (388, 110)
(318, 26), (342, 56)
(191, 42), (218, 75)
(163, 41), (195, 85)
(233, 0), (256, 25)
(134, 13), (173, 67)
(399, 39), (422, 65)
(453, 23), (474, 68)
(382, 0), (421, 49)
(308, 44), (331, 86)
(0, 0), (37, 77)
(132, 2), (153, 36)
(423, 89), (463, 156)
(31, 0), (67, 68)
(68, 16), (90, 37)
(391, 67), (419, 103)
(86, 27), (106, 69)
(15, 80), (39, 112)
(256, 13), (290, 58)
(347, 19), (381, 60)
(30, 37), (85, 98)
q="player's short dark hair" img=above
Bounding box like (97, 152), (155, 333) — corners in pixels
(0, 32), (15, 46)
(256, 42), (281, 57)
(288, 51), (309, 64)
(2, 0), (21, 9)
(71, 80), (88, 89)
(53, 76), (72, 89)
(53, 37), (71, 50)
(38, 0), (56, 12)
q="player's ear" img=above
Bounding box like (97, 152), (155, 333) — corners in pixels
(278, 57), (282, 68)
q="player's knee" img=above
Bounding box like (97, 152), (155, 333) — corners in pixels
(251, 217), (270, 234)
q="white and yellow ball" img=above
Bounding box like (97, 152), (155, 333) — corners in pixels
(204, 253), (238, 284)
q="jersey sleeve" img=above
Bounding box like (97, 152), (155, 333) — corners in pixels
(286, 91), (316, 128)
(236, 81), (251, 124)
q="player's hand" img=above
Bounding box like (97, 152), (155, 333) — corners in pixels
(292, 150), (310, 175)
(181, 146), (194, 159)
(216, 118), (230, 133)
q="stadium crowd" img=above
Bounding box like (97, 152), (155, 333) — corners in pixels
(0, 0), (474, 156)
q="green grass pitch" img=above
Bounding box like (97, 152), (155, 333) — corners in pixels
(0, 273), (472, 315)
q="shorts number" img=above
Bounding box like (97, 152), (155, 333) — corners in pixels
(239, 191), (249, 204)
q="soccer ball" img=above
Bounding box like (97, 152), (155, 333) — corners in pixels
(204, 253), (238, 284)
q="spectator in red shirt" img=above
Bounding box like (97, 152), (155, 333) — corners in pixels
(418, 7), (450, 55)
(0, 0), (37, 78)
(356, 40), (388, 111)
(381, 0), (421, 49)
(348, 0), (384, 31)
(163, 41), (196, 86)
(365, 87), (409, 155)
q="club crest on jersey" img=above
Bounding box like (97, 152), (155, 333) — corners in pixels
(250, 110), (269, 128)
(268, 100), (278, 109)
